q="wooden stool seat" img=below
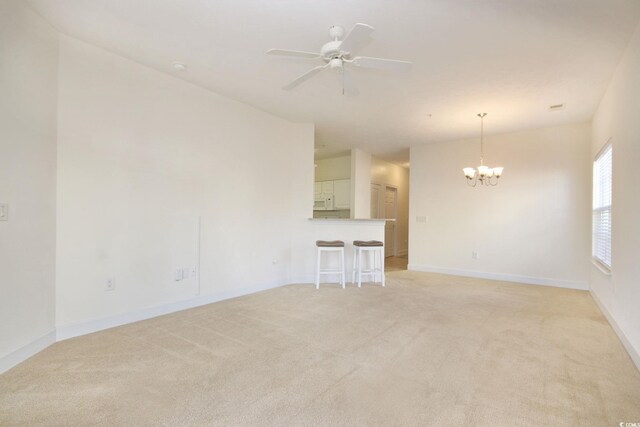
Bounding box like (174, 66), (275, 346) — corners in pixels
(316, 240), (345, 247)
(353, 240), (383, 247)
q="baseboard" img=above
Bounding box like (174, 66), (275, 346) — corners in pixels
(57, 279), (287, 341)
(290, 270), (376, 285)
(589, 289), (640, 372)
(407, 264), (588, 290)
(290, 275), (319, 285)
(0, 330), (56, 375)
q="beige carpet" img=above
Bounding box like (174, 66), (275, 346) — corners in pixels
(1, 271), (639, 426)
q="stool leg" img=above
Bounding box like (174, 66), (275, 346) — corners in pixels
(373, 249), (378, 283)
(352, 248), (357, 284)
(315, 248), (321, 290)
(371, 250), (376, 283)
(358, 248), (362, 288)
(381, 247), (385, 287)
(341, 248), (345, 288)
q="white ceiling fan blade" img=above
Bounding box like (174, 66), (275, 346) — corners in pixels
(339, 23), (374, 55)
(266, 49), (321, 59)
(352, 56), (412, 72)
(283, 64), (329, 90)
(342, 69), (359, 96)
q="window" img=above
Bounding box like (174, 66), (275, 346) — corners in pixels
(592, 143), (612, 270)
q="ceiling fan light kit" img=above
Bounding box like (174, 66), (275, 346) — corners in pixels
(463, 113), (504, 187)
(267, 23), (412, 93)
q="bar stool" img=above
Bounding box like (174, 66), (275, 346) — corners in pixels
(315, 240), (346, 289)
(352, 240), (385, 288)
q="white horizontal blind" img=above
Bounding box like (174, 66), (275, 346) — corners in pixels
(592, 144), (612, 269)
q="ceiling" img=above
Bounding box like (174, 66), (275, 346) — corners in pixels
(28, 0), (640, 164)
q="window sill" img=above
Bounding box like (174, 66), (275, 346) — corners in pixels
(591, 259), (612, 276)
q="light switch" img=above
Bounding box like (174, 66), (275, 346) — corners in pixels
(416, 215), (427, 223)
(0, 203), (7, 221)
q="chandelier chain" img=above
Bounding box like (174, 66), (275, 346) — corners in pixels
(478, 112), (486, 166)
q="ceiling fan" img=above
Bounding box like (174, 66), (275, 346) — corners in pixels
(266, 23), (412, 94)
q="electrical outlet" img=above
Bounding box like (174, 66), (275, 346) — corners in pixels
(472, 251), (479, 260)
(105, 278), (115, 291)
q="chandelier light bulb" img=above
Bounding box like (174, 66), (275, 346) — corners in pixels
(463, 168), (476, 178)
(477, 165), (491, 176)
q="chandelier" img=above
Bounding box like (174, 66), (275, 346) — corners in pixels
(463, 113), (504, 186)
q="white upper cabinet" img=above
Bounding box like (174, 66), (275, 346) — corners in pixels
(321, 181), (334, 195)
(333, 179), (350, 209)
(314, 179), (350, 210)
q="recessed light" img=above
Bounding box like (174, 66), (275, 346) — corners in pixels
(549, 103), (564, 111)
(172, 62), (187, 71)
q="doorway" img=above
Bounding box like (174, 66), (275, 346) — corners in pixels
(384, 186), (397, 257)
(370, 183), (397, 257)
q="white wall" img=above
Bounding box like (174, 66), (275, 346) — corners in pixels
(315, 155), (350, 182)
(56, 36), (314, 331)
(590, 21), (640, 368)
(371, 157), (410, 256)
(409, 123), (591, 289)
(350, 148), (371, 219)
(0, 1), (58, 370)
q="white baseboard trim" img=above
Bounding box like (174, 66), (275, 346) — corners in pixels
(589, 289), (640, 372)
(57, 279), (287, 341)
(290, 275), (319, 285)
(290, 270), (378, 286)
(407, 264), (588, 290)
(0, 330), (56, 375)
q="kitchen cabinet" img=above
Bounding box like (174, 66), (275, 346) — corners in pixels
(321, 181), (334, 195)
(333, 179), (350, 209)
(314, 179), (351, 210)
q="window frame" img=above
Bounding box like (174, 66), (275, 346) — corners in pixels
(592, 141), (612, 274)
